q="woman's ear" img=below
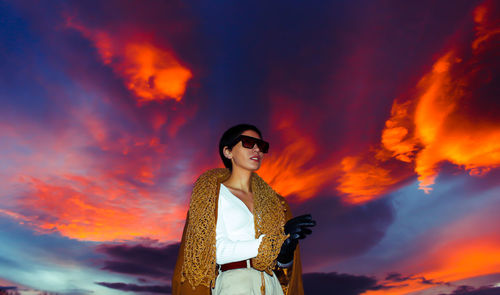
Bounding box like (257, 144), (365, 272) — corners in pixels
(223, 146), (232, 159)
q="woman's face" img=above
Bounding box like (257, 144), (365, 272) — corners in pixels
(224, 129), (265, 172)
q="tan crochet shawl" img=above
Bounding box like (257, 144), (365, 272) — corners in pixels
(172, 168), (304, 294)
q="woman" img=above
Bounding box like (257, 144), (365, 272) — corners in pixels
(172, 124), (315, 295)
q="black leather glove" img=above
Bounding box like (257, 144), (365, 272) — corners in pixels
(277, 214), (316, 265)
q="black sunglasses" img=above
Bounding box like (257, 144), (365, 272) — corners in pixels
(231, 135), (269, 153)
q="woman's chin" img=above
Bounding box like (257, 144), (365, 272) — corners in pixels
(245, 163), (261, 172)
(251, 164), (262, 171)
(233, 161), (262, 172)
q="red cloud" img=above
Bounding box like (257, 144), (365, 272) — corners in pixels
(0, 102), (192, 242)
(64, 16), (192, 103)
(260, 97), (339, 202)
(9, 174), (186, 242)
(336, 0), (500, 201)
(364, 206), (500, 295)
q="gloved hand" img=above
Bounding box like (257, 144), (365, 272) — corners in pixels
(277, 214), (316, 266)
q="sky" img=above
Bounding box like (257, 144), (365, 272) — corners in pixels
(0, 0), (499, 294)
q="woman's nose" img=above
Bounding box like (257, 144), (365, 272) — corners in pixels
(252, 144), (261, 152)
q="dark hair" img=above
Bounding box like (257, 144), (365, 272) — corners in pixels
(219, 123), (263, 171)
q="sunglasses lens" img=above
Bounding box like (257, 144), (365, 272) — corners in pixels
(258, 141), (269, 153)
(241, 137), (255, 148)
(239, 136), (269, 153)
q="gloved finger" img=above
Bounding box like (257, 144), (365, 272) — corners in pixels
(285, 224), (315, 237)
(300, 227), (312, 235)
(286, 216), (316, 229)
(287, 227), (304, 236)
(295, 220), (316, 228)
(286, 214), (312, 225)
(295, 232), (308, 240)
(285, 222), (315, 234)
(285, 220), (314, 232)
(288, 225), (313, 235)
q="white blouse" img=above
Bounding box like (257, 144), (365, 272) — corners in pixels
(215, 183), (264, 265)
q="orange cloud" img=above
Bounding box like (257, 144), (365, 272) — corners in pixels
(334, 99), (416, 203)
(364, 191), (500, 295)
(400, 13), (500, 192)
(363, 279), (437, 295)
(336, 156), (404, 204)
(337, 0), (500, 200)
(423, 239), (500, 283)
(8, 175), (185, 242)
(0, 79), (196, 242)
(264, 96), (411, 204)
(417, 207), (500, 285)
(260, 97), (339, 201)
(65, 16), (192, 103)
(121, 43), (192, 102)
(259, 135), (339, 202)
(381, 100), (419, 164)
(363, 235), (500, 295)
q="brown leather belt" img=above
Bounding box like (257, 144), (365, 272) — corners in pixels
(219, 259), (253, 272)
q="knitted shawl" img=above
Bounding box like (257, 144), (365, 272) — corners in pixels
(179, 167), (288, 290)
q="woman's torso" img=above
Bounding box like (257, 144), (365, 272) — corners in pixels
(217, 183), (256, 244)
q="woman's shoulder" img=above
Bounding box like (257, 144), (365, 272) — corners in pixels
(189, 168), (230, 202)
(194, 167), (230, 184)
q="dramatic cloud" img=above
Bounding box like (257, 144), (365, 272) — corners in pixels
(96, 282), (171, 293)
(97, 242), (180, 279)
(377, 272), (451, 292)
(258, 99), (340, 202)
(336, 154), (413, 204)
(356, 175), (500, 295)
(2, 167), (187, 241)
(303, 272), (386, 295)
(0, 2), (198, 241)
(335, 0), (500, 201)
(0, 0), (209, 244)
(93, 242), (179, 294)
(65, 17), (192, 103)
(439, 285), (500, 295)
(0, 216), (127, 295)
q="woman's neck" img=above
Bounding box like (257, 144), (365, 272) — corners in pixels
(223, 166), (253, 193)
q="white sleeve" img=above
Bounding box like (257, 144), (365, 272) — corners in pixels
(215, 233), (265, 265)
